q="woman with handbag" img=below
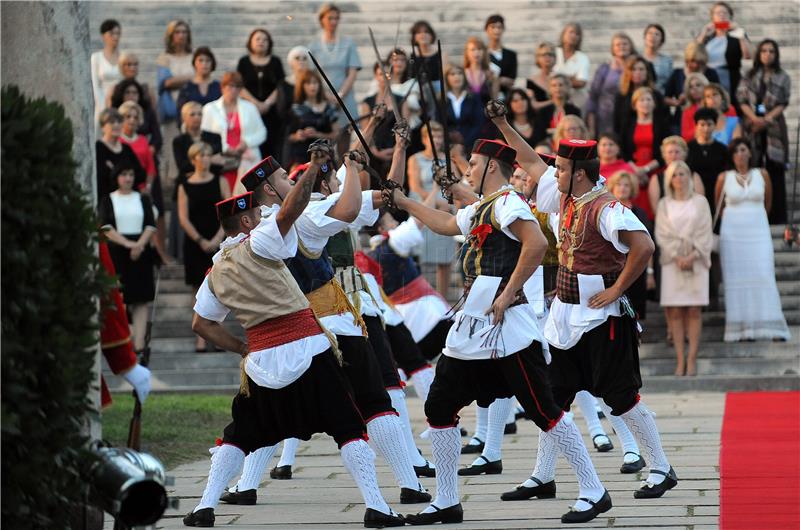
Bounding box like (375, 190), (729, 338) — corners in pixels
(715, 139), (790, 342)
(655, 161), (713, 376)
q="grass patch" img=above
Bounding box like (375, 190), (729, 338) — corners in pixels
(102, 393), (232, 469)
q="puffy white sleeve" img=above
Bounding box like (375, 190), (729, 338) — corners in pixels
(295, 195), (350, 253)
(249, 213), (299, 260)
(351, 190), (380, 230)
(194, 277), (230, 322)
(493, 192), (538, 241)
(535, 166), (560, 213)
(598, 202), (648, 254)
(387, 219), (424, 257)
(455, 202), (478, 236)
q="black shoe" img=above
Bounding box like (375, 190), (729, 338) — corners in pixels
(183, 508), (215, 527)
(413, 461), (436, 478)
(592, 434), (614, 452)
(405, 503), (464, 525)
(514, 406), (527, 421)
(504, 421), (517, 435)
(270, 465), (292, 480)
(458, 455), (502, 476)
(220, 487), (257, 505)
(364, 508), (405, 528)
(634, 467), (678, 498)
(500, 477), (556, 501)
(459, 427), (468, 437)
(561, 490), (612, 524)
(460, 437), (484, 454)
(401, 487), (432, 504)
(620, 453), (646, 474)
(597, 408), (606, 419)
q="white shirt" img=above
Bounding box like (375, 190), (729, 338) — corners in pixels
(108, 191), (152, 235)
(554, 48), (590, 106)
(447, 91), (467, 120)
(194, 214), (330, 389)
(444, 185), (548, 361)
(536, 168), (648, 349)
(340, 191), (382, 318)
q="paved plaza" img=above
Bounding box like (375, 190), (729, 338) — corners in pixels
(129, 391), (725, 529)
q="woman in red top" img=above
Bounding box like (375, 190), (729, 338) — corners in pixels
(598, 132), (635, 177)
(679, 72), (710, 142)
(621, 86), (668, 219)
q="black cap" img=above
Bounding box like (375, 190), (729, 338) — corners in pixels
(240, 156), (283, 192)
(557, 139), (597, 160)
(471, 139), (517, 166)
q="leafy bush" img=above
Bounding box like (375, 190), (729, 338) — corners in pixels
(2, 85), (106, 528)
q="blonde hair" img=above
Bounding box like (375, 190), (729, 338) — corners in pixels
(464, 36), (490, 71)
(535, 42), (556, 69)
(660, 135), (688, 159)
(118, 100), (144, 127)
(187, 141), (213, 161)
(553, 115), (588, 145)
(118, 52), (138, 69)
(631, 86), (655, 110)
(663, 160), (693, 199)
(684, 41), (708, 65)
(317, 3), (341, 24)
(682, 72), (710, 107)
(164, 20), (192, 54)
(606, 170), (639, 199)
(610, 32), (636, 56)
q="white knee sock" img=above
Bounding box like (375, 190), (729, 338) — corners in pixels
(507, 401), (519, 424)
(600, 401), (640, 459)
(620, 401), (671, 483)
(388, 388), (428, 468)
(575, 391), (606, 438)
(409, 366), (435, 403)
(421, 426), (460, 514)
(341, 439), (393, 515)
(236, 444), (277, 491)
(277, 437), (299, 467)
(522, 428), (558, 487)
(195, 444), (245, 511)
(467, 404), (488, 445)
(549, 415), (605, 511)
(367, 411), (419, 490)
(476, 398), (512, 464)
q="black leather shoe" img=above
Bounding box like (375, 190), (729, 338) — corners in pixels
(514, 406), (527, 421)
(592, 434), (614, 452)
(183, 508), (215, 527)
(364, 508), (405, 528)
(634, 467), (678, 498)
(504, 421), (517, 435)
(561, 490), (612, 524)
(414, 461), (436, 478)
(405, 503), (464, 525)
(401, 487), (432, 504)
(458, 455), (502, 476)
(460, 438), (484, 454)
(500, 477), (556, 501)
(220, 487), (257, 505)
(459, 427), (468, 437)
(270, 465), (292, 480)
(620, 453), (646, 474)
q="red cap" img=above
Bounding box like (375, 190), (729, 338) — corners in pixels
(557, 139), (597, 160)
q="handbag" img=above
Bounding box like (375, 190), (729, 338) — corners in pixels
(711, 188), (726, 253)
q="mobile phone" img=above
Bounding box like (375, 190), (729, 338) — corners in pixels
(714, 21), (731, 30)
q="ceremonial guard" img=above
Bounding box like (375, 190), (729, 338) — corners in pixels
(183, 146), (405, 528)
(389, 138), (612, 525)
(488, 100), (678, 502)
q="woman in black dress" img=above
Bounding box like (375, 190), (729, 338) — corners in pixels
(96, 108), (146, 200)
(285, 70), (338, 168)
(238, 28), (286, 162)
(99, 164), (157, 352)
(177, 142), (230, 351)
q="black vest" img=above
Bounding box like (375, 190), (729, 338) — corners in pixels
(368, 239), (420, 296)
(461, 190), (522, 282)
(284, 241), (335, 294)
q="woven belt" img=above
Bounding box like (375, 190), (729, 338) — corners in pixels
(334, 265), (366, 295)
(555, 266), (620, 305)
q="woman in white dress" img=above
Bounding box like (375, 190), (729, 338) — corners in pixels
(91, 19), (122, 127)
(655, 161), (713, 376)
(715, 138), (790, 342)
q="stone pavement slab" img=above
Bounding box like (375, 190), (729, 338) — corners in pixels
(109, 392), (724, 529)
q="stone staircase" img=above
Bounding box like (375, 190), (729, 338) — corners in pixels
(96, 0), (800, 393)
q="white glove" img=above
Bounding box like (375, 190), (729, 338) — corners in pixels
(123, 363), (152, 404)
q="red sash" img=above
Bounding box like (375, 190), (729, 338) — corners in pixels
(388, 275), (445, 305)
(246, 308), (322, 352)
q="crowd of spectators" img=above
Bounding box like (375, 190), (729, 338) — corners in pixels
(92, 2), (792, 365)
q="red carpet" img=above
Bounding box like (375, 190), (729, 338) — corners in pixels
(720, 391), (800, 530)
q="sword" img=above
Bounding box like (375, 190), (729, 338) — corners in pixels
(437, 40), (454, 203)
(411, 43), (440, 164)
(307, 51), (375, 162)
(368, 27), (402, 123)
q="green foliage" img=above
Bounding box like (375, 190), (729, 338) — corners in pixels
(1, 85), (106, 529)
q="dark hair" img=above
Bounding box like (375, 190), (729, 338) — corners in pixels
(485, 14), (505, 29)
(192, 46), (217, 72)
(247, 28), (273, 55)
(574, 158), (601, 182)
(99, 19), (120, 35)
(385, 48), (410, 83)
(644, 23), (666, 46)
(295, 70), (325, 104)
(221, 208), (256, 234)
(410, 20), (436, 47)
(312, 168), (336, 193)
(693, 107), (718, 123)
(727, 138), (753, 168)
(749, 39), (782, 78)
(710, 1), (734, 19)
(112, 162), (136, 181)
(508, 88), (536, 125)
(98, 107), (123, 127)
(110, 78), (150, 111)
(598, 131), (622, 146)
(253, 181), (271, 205)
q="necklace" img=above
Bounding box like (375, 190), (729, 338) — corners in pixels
(514, 121), (532, 131)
